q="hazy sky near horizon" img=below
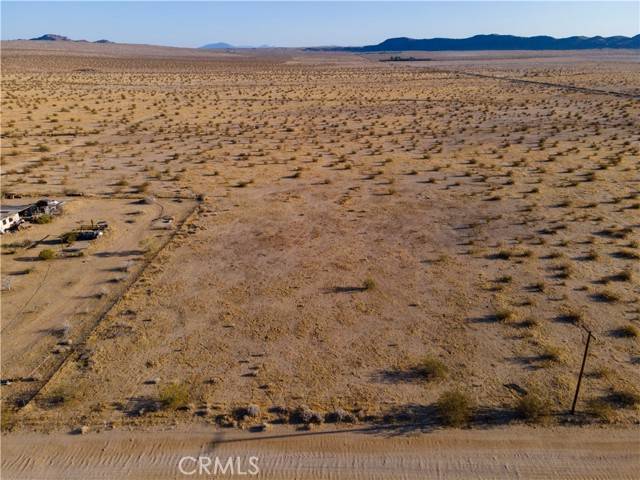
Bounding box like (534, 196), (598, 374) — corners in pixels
(2, 1), (638, 48)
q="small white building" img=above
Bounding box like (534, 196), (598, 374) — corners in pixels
(0, 207), (22, 234)
(0, 199), (64, 234)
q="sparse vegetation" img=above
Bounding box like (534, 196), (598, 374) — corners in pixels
(2, 42), (638, 437)
(418, 357), (448, 381)
(607, 389), (640, 408)
(437, 390), (474, 427)
(586, 398), (614, 421)
(34, 214), (52, 224)
(495, 308), (515, 323)
(38, 248), (56, 260)
(159, 382), (190, 409)
(515, 392), (551, 422)
(363, 277), (376, 290)
(614, 325), (639, 338)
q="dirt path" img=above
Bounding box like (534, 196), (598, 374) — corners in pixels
(2, 425), (638, 479)
(438, 69), (640, 99)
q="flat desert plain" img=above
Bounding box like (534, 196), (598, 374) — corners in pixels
(1, 42), (639, 477)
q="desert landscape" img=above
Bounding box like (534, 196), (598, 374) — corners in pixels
(1, 40), (639, 477)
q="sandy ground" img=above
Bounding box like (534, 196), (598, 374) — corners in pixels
(1, 196), (196, 409)
(2, 425), (639, 479)
(1, 43), (638, 478)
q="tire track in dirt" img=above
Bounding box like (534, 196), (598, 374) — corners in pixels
(428, 68), (640, 100)
(2, 425), (638, 479)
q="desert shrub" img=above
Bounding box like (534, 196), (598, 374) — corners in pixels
(60, 231), (78, 244)
(515, 392), (551, 422)
(437, 390), (474, 427)
(233, 404), (261, 419)
(34, 214), (52, 224)
(611, 270), (632, 282)
(614, 325), (638, 338)
(363, 278), (376, 290)
(418, 357), (448, 381)
(615, 250), (639, 260)
(556, 264), (572, 279)
(541, 344), (565, 363)
(608, 389), (640, 408)
(586, 398), (614, 422)
(494, 309), (515, 323)
(38, 248), (55, 260)
(290, 405), (323, 424)
(558, 309), (582, 325)
(520, 318), (539, 328)
(595, 290), (620, 303)
(584, 249), (598, 261)
(325, 408), (355, 423)
(45, 386), (75, 407)
(1, 407), (15, 432)
(159, 382), (190, 409)
(2, 239), (32, 249)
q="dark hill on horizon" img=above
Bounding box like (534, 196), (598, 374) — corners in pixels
(310, 34), (640, 52)
(30, 34), (73, 41)
(29, 34), (113, 44)
(200, 42), (234, 49)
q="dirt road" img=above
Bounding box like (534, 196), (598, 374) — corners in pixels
(2, 425), (638, 479)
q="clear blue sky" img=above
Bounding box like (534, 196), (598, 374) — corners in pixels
(1, 1), (638, 48)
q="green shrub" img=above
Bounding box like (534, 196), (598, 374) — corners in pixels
(437, 390), (474, 426)
(60, 231), (78, 244)
(34, 214), (52, 224)
(159, 382), (190, 409)
(418, 357), (448, 381)
(515, 392), (551, 422)
(38, 249), (55, 260)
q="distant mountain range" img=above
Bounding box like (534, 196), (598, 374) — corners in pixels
(311, 34), (640, 52)
(200, 42), (273, 49)
(29, 34), (113, 44)
(17, 33), (640, 51)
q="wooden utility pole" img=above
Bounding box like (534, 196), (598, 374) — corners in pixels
(571, 328), (592, 415)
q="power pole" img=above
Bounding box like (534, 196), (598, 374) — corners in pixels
(571, 328), (593, 415)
